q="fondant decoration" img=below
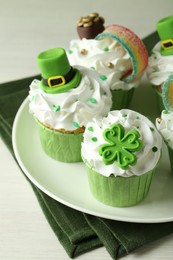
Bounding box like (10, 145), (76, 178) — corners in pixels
(37, 48), (81, 94)
(162, 74), (173, 110)
(99, 123), (142, 169)
(96, 25), (148, 83)
(77, 12), (105, 39)
(157, 15), (173, 56)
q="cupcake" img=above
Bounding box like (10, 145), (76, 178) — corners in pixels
(67, 15), (148, 110)
(29, 48), (112, 162)
(156, 110), (173, 172)
(147, 15), (173, 113)
(82, 109), (162, 207)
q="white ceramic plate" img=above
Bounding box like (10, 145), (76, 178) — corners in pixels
(12, 96), (173, 223)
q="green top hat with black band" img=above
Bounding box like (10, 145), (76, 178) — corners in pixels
(157, 15), (173, 56)
(37, 48), (81, 94)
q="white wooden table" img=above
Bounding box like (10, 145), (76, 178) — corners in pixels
(1, 0), (173, 259)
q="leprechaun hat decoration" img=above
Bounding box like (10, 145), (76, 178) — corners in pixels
(157, 15), (173, 56)
(37, 48), (81, 94)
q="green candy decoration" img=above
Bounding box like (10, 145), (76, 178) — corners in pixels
(37, 48), (81, 94)
(99, 123), (142, 169)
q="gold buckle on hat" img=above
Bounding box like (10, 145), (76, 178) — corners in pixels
(48, 75), (66, 88)
(161, 39), (173, 50)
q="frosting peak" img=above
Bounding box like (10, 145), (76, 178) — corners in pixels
(29, 66), (112, 131)
(67, 38), (139, 91)
(147, 42), (173, 87)
(156, 110), (173, 149)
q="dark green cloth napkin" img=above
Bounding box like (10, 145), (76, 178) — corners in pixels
(1, 31), (173, 260)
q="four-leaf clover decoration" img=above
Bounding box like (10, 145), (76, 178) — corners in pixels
(99, 123), (142, 169)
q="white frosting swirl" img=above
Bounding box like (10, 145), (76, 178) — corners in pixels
(29, 66), (112, 131)
(156, 110), (173, 149)
(82, 109), (162, 177)
(67, 38), (139, 90)
(147, 42), (173, 86)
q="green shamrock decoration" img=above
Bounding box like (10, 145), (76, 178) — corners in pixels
(99, 123), (142, 169)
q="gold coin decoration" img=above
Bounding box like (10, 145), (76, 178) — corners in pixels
(80, 49), (88, 55)
(89, 12), (99, 18)
(83, 21), (93, 27)
(107, 62), (114, 68)
(83, 17), (91, 23)
(77, 12), (104, 28)
(157, 118), (162, 124)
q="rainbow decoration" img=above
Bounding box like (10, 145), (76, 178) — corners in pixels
(162, 74), (173, 110)
(96, 24), (148, 83)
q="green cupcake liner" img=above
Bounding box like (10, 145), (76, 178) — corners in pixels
(154, 88), (165, 113)
(36, 119), (83, 162)
(86, 164), (154, 207)
(167, 146), (173, 173)
(111, 88), (134, 110)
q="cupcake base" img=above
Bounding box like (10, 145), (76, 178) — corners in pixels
(167, 146), (173, 174)
(111, 88), (134, 110)
(86, 165), (154, 207)
(36, 119), (83, 162)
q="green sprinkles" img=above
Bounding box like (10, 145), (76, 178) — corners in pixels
(32, 95), (35, 101)
(53, 104), (60, 112)
(92, 137), (98, 142)
(100, 75), (107, 81)
(103, 46), (109, 52)
(73, 121), (80, 128)
(136, 116), (140, 120)
(89, 97), (97, 104)
(68, 50), (73, 54)
(152, 146), (158, 152)
(122, 114), (127, 118)
(150, 127), (155, 132)
(88, 126), (94, 132)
